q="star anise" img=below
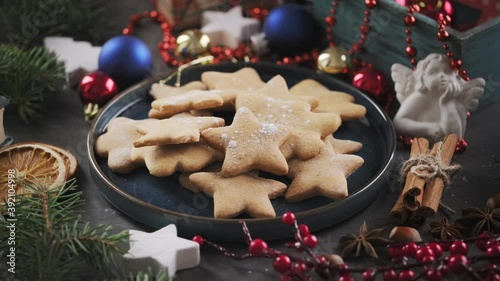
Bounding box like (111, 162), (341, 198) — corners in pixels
(456, 207), (500, 236)
(338, 221), (390, 259)
(429, 217), (464, 240)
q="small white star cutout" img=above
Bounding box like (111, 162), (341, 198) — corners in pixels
(201, 6), (260, 48)
(123, 224), (200, 277)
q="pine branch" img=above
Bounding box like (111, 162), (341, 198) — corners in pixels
(0, 44), (65, 123)
(0, 0), (114, 47)
(0, 179), (129, 281)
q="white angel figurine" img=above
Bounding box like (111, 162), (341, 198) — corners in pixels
(392, 53), (485, 140)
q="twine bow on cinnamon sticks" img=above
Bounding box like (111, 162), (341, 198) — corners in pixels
(390, 134), (461, 227)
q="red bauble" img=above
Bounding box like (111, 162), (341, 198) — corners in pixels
(352, 67), (389, 103)
(394, 0), (454, 24)
(78, 71), (118, 106)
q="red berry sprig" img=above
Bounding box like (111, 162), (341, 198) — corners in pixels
(192, 213), (500, 281)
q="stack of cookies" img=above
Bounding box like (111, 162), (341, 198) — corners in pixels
(95, 68), (367, 219)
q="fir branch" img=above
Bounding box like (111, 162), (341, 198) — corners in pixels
(0, 179), (129, 281)
(0, 44), (65, 123)
(0, 0), (114, 47)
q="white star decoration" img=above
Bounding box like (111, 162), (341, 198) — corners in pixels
(201, 6), (260, 48)
(123, 225), (200, 276)
(43, 37), (101, 72)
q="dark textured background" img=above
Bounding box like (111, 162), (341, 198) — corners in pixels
(4, 0), (500, 280)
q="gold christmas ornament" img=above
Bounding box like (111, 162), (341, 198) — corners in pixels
(176, 29), (211, 56)
(317, 46), (352, 74)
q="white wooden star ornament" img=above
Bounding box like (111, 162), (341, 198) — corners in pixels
(201, 6), (260, 48)
(123, 224), (200, 277)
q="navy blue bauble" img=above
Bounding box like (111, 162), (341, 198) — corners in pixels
(98, 36), (152, 89)
(264, 4), (322, 56)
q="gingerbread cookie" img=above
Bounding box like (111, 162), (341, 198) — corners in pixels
(201, 107), (290, 177)
(188, 172), (287, 218)
(290, 79), (367, 121)
(236, 87), (341, 160)
(150, 91), (224, 118)
(95, 117), (154, 174)
(324, 135), (363, 154)
(150, 81), (207, 100)
(254, 75), (319, 109)
(133, 116), (225, 147)
(285, 143), (364, 202)
(201, 67), (265, 92)
(130, 140), (223, 177)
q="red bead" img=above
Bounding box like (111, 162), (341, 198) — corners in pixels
(273, 255), (291, 273)
(383, 270), (397, 281)
(447, 254), (469, 273)
(292, 263), (308, 274)
(437, 30), (450, 41)
(405, 29), (412, 35)
(282, 57), (291, 65)
(192, 235), (204, 246)
(422, 255), (436, 263)
(399, 270), (415, 281)
(365, 10), (371, 16)
(325, 16), (336, 26)
(428, 243), (443, 258)
(426, 270), (442, 281)
(365, 0), (377, 9)
(363, 270), (376, 281)
(361, 24), (370, 33)
(405, 15), (416, 26)
(249, 239), (268, 256)
(406, 37), (413, 44)
(411, 58), (418, 65)
(476, 232), (491, 251)
(416, 247), (435, 262)
(160, 23), (169, 30)
(389, 246), (404, 259)
(446, 52), (453, 57)
(352, 43), (361, 53)
(294, 56), (302, 63)
(316, 255), (328, 265)
(281, 212), (296, 225)
(78, 72), (118, 105)
(439, 265), (449, 277)
(403, 242), (419, 257)
(459, 69), (467, 77)
(338, 263), (349, 275)
(130, 15), (141, 23)
(122, 28), (132, 35)
(450, 59), (463, 70)
(450, 241), (468, 255)
(149, 10), (159, 19)
(443, 44), (450, 50)
(406, 46), (417, 57)
(303, 235), (318, 248)
(298, 224), (310, 237)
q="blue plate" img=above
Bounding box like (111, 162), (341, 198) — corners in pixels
(88, 62), (396, 241)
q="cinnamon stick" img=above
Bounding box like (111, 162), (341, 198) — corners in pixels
(420, 134), (458, 217)
(402, 138), (429, 211)
(390, 194), (409, 225)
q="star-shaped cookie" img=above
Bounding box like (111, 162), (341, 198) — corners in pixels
(285, 143), (364, 202)
(95, 117), (154, 173)
(290, 79), (367, 121)
(149, 81), (207, 100)
(236, 90), (341, 160)
(201, 6), (260, 48)
(151, 91), (224, 118)
(253, 75), (319, 109)
(325, 135), (363, 154)
(202, 107), (290, 177)
(130, 140), (223, 177)
(133, 115), (225, 147)
(123, 224), (199, 277)
(201, 67), (265, 92)
(188, 172), (287, 218)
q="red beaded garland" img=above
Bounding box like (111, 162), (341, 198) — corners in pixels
(303, 235), (318, 248)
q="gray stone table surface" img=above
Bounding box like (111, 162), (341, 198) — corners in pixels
(4, 1), (500, 280)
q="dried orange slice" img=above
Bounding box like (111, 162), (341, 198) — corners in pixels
(0, 143), (67, 201)
(42, 143), (78, 179)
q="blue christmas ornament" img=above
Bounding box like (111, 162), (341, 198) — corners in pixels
(98, 35), (152, 89)
(263, 4), (322, 56)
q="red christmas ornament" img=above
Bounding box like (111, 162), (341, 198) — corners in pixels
(352, 67), (389, 103)
(78, 71), (118, 106)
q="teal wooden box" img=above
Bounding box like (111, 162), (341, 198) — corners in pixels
(313, 0), (500, 109)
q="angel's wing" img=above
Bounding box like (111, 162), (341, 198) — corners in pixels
(391, 63), (414, 103)
(460, 78), (486, 111)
